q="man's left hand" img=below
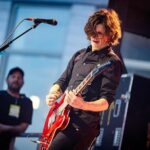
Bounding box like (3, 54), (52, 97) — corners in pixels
(65, 91), (85, 109)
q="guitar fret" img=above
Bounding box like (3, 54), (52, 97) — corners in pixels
(75, 72), (93, 95)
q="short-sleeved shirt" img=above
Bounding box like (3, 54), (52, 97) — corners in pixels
(0, 90), (33, 149)
(54, 45), (123, 131)
(0, 90), (33, 125)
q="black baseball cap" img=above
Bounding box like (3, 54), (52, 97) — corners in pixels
(7, 67), (24, 78)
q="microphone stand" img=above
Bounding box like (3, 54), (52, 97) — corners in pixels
(0, 23), (39, 52)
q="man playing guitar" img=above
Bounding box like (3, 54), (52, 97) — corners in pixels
(45, 8), (123, 150)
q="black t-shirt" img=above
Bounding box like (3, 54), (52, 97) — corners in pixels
(0, 90), (33, 149)
(0, 90), (33, 125)
(54, 45), (123, 131)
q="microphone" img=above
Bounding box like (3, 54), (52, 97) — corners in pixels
(25, 18), (57, 26)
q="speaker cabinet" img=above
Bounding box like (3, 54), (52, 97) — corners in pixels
(94, 74), (150, 150)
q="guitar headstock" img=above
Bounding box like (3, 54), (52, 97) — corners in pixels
(92, 60), (114, 77)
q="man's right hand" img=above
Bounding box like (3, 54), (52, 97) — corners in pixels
(46, 93), (58, 106)
(46, 84), (62, 106)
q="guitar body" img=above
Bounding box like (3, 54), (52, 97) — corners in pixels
(38, 95), (70, 150)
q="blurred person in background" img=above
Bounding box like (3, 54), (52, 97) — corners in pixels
(0, 67), (33, 150)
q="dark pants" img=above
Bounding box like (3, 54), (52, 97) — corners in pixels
(0, 135), (14, 150)
(48, 123), (97, 150)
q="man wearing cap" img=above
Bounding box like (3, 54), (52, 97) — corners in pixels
(0, 67), (33, 150)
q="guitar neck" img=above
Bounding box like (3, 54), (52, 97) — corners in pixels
(58, 60), (113, 112)
(74, 71), (93, 95)
(57, 71), (94, 113)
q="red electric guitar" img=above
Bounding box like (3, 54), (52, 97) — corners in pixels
(37, 60), (114, 150)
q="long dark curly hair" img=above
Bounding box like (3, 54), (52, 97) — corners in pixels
(84, 8), (122, 46)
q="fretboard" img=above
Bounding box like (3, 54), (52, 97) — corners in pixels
(73, 71), (94, 95)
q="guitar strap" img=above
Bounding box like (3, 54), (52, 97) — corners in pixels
(74, 47), (120, 64)
(73, 47), (122, 76)
(74, 48), (86, 63)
